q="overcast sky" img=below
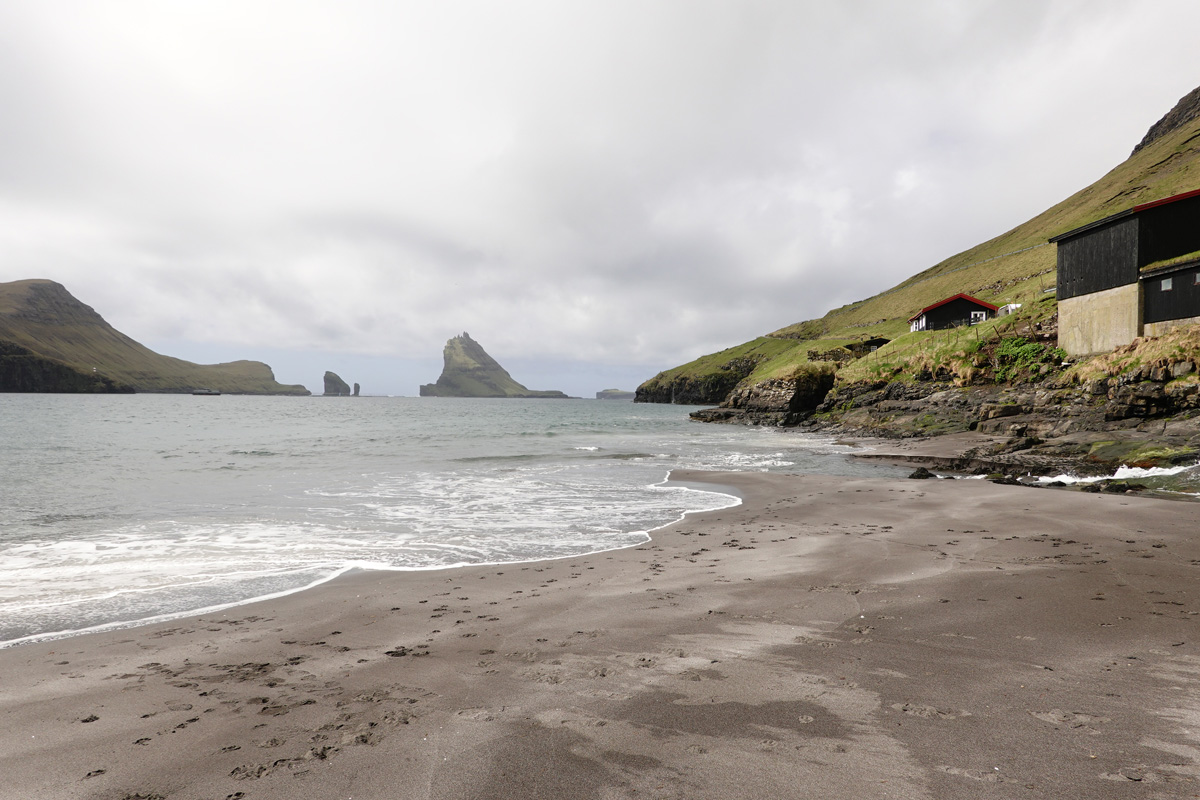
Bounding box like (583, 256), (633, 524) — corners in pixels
(2, 1), (1200, 396)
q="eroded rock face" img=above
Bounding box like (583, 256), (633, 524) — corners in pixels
(1132, 84), (1200, 155)
(419, 333), (568, 398)
(690, 368), (836, 426)
(635, 357), (764, 405)
(323, 371), (352, 396)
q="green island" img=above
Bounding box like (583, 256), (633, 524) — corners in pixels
(420, 332), (569, 398)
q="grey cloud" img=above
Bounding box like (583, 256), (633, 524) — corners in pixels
(1, 1), (1199, 396)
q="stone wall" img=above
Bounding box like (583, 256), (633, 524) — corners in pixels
(1058, 283), (1142, 355)
(1145, 314), (1200, 338)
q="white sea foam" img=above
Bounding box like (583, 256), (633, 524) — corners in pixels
(0, 394), (909, 646)
(1036, 462), (1200, 485)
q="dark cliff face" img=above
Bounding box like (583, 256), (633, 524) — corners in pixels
(0, 341), (133, 393)
(635, 356), (763, 405)
(323, 371), (352, 395)
(634, 372), (745, 405)
(1132, 84), (1200, 155)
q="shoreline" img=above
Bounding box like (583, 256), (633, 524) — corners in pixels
(0, 476), (746, 651)
(4, 469), (1200, 798)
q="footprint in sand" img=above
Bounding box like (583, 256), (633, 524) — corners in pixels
(891, 703), (969, 719)
(1029, 709), (1109, 733)
(937, 765), (1010, 782)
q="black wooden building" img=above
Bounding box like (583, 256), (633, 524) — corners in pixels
(1051, 188), (1200, 354)
(908, 294), (999, 332)
(1051, 188), (1200, 301)
(1144, 261), (1200, 324)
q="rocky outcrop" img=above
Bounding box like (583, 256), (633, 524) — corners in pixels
(419, 333), (568, 398)
(795, 351), (1200, 476)
(690, 366), (836, 426)
(1132, 85), (1200, 155)
(0, 341), (134, 393)
(595, 389), (635, 400)
(635, 356), (764, 405)
(353, 383), (360, 397)
(0, 279), (310, 394)
(323, 371), (352, 396)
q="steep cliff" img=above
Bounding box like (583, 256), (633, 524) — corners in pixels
(419, 333), (568, 398)
(1132, 84), (1200, 155)
(0, 279), (310, 394)
(690, 364), (835, 426)
(323, 371), (352, 396)
(0, 341), (133, 392)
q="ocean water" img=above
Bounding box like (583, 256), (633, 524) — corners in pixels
(0, 394), (908, 647)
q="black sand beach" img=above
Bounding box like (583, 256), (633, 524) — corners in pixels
(2, 470), (1200, 799)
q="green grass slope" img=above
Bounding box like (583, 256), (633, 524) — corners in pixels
(640, 90), (1200, 403)
(0, 279), (310, 394)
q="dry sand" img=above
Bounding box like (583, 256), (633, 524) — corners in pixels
(3, 470), (1200, 799)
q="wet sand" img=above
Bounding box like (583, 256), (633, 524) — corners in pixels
(3, 470), (1200, 799)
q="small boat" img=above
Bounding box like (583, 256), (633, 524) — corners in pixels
(192, 388), (221, 396)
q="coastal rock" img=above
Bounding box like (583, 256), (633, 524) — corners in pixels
(691, 366), (836, 426)
(323, 371), (352, 396)
(353, 382), (360, 397)
(419, 333), (568, 398)
(636, 355), (764, 405)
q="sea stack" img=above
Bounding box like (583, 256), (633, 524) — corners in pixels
(323, 371), (351, 396)
(419, 332), (568, 398)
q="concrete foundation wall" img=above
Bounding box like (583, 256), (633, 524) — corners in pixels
(1145, 315), (1200, 338)
(1059, 283), (1142, 355)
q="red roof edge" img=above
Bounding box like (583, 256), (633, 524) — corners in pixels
(1132, 187), (1200, 213)
(907, 293), (1000, 322)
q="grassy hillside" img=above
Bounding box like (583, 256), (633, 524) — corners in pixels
(0, 279), (310, 394)
(640, 92), (1200, 402)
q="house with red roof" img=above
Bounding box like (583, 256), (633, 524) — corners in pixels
(908, 294), (999, 333)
